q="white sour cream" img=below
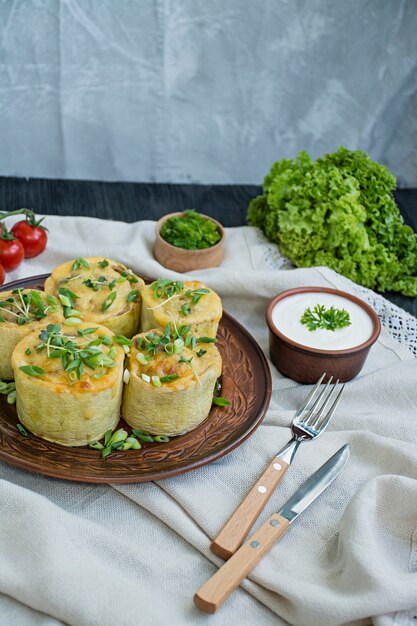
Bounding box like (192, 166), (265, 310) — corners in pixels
(271, 292), (374, 351)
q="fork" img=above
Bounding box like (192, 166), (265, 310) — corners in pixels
(210, 373), (345, 559)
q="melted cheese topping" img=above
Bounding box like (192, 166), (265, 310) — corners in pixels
(141, 280), (222, 327)
(44, 257), (144, 322)
(0, 289), (59, 326)
(130, 330), (222, 391)
(12, 323), (124, 392)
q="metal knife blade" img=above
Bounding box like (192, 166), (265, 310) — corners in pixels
(278, 444), (350, 523)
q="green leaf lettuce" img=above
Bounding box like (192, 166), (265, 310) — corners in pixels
(248, 147), (417, 296)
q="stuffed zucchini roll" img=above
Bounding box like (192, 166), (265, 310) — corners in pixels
(0, 288), (62, 380)
(12, 321), (125, 446)
(44, 256), (144, 338)
(122, 323), (222, 436)
(140, 279), (222, 338)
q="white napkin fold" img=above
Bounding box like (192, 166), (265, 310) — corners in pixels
(0, 216), (416, 626)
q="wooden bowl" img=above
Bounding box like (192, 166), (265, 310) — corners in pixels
(265, 287), (381, 384)
(153, 212), (225, 273)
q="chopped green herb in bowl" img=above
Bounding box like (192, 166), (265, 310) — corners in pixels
(160, 210), (222, 250)
(154, 211), (225, 272)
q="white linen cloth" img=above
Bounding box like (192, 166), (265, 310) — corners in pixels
(0, 216), (416, 626)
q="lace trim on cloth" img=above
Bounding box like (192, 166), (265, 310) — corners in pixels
(249, 228), (417, 358)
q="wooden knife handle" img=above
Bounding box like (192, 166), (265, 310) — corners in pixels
(195, 514), (290, 613)
(210, 457), (289, 559)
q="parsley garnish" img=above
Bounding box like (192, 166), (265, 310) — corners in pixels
(300, 304), (351, 332)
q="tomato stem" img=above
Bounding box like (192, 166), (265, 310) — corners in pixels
(0, 208), (47, 230)
(0, 208), (30, 220)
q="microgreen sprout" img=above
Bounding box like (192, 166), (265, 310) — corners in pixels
(149, 279), (210, 316)
(0, 289), (58, 325)
(178, 354), (201, 385)
(181, 303), (191, 316)
(72, 257), (90, 271)
(19, 323), (117, 382)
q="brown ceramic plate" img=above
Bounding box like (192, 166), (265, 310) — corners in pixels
(0, 274), (271, 483)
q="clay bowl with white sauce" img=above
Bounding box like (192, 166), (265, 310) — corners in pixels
(265, 287), (381, 384)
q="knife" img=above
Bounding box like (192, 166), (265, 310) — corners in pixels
(194, 444), (350, 613)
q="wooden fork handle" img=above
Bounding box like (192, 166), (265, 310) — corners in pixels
(210, 457), (289, 560)
(195, 514), (290, 613)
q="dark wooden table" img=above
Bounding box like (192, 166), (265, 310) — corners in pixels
(1, 176), (416, 317)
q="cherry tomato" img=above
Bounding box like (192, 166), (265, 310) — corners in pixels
(0, 264), (5, 286)
(0, 234), (24, 271)
(11, 218), (48, 258)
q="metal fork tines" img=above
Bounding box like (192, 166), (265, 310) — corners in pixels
(292, 374), (345, 440)
(210, 373), (345, 560)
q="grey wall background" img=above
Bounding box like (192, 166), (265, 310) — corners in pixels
(0, 0), (416, 186)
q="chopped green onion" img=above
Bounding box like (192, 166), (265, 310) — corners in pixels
(16, 423), (28, 436)
(131, 429), (154, 443)
(159, 374), (179, 383)
(63, 317), (82, 326)
(59, 294), (72, 307)
(104, 430), (112, 446)
(127, 290), (139, 303)
(151, 375), (161, 387)
(141, 373), (151, 383)
(102, 446), (112, 458)
(173, 338), (184, 354)
(65, 308), (82, 317)
(197, 337), (218, 343)
(89, 442), (104, 450)
(136, 352), (149, 365)
(7, 390), (16, 404)
(123, 369), (130, 384)
(154, 435), (170, 443)
(212, 396), (231, 406)
(114, 335), (132, 347)
(77, 327), (99, 336)
(19, 365), (45, 377)
(102, 291), (117, 312)
(125, 436), (141, 449)
(108, 428), (128, 446)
